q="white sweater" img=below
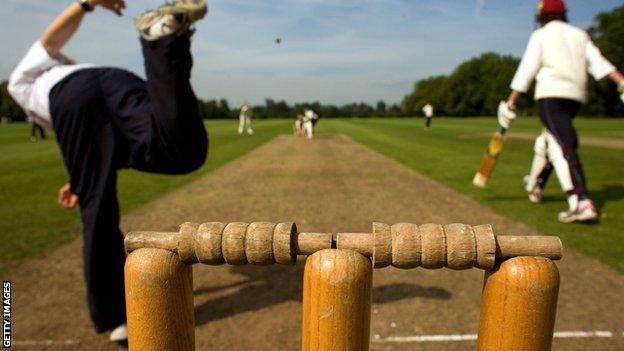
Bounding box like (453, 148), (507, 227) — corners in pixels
(510, 21), (615, 103)
(8, 41), (97, 130)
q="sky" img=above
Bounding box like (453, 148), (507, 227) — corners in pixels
(0, 0), (622, 106)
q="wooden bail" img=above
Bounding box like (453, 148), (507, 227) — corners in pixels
(125, 248), (195, 351)
(302, 249), (372, 351)
(477, 256), (560, 351)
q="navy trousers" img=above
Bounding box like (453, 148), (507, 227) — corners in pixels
(50, 35), (208, 332)
(537, 98), (586, 198)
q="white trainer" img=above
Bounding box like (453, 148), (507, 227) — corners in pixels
(135, 0), (208, 41)
(557, 199), (598, 223)
(109, 323), (128, 342)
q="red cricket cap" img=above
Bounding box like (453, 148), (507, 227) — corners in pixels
(538, 0), (567, 14)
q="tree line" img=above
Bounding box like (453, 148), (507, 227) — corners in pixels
(195, 98), (406, 120)
(402, 4), (624, 117)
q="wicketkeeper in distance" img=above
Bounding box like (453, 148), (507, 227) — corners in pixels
(498, 0), (624, 223)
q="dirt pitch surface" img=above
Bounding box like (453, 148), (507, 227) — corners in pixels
(7, 134), (624, 350)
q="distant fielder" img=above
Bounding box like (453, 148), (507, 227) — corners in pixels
(422, 103), (434, 131)
(238, 101), (253, 135)
(499, 0), (624, 223)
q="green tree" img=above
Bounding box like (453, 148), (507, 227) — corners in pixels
(402, 75), (448, 115)
(376, 100), (386, 115)
(0, 81), (27, 121)
(586, 4), (624, 116)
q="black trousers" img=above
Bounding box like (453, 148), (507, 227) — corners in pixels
(538, 98), (586, 198)
(50, 35), (208, 332)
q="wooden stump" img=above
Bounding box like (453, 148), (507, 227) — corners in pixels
(477, 256), (559, 351)
(302, 249), (372, 351)
(125, 248), (195, 351)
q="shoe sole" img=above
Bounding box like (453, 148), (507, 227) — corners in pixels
(558, 212), (598, 223)
(160, 2), (207, 22)
(134, 1), (207, 33)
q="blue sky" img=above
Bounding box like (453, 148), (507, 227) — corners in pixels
(0, 0), (621, 106)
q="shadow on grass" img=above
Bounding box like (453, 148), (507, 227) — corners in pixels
(193, 263), (452, 326)
(592, 184), (624, 212)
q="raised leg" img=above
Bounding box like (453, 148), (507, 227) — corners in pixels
(477, 256), (560, 351)
(125, 248), (195, 351)
(302, 249), (372, 351)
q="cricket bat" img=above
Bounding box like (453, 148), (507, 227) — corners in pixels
(473, 126), (507, 188)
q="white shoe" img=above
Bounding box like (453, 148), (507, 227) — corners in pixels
(109, 323), (128, 342)
(247, 129), (254, 135)
(557, 200), (598, 223)
(135, 0), (207, 41)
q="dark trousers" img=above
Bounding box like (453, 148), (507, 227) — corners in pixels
(50, 35), (208, 332)
(538, 98), (586, 198)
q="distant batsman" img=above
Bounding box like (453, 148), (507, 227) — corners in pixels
(498, 0), (624, 223)
(8, 0), (209, 342)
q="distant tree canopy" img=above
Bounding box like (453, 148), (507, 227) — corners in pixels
(585, 4), (624, 116)
(0, 81), (26, 121)
(402, 53), (535, 117)
(402, 4), (624, 117)
(195, 98), (405, 119)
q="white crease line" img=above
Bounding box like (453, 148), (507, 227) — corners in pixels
(554, 331), (613, 338)
(375, 331), (617, 343)
(377, 334), (477, 343)
(11, 339), (80, 346)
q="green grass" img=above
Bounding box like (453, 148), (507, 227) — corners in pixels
(2, 117), (623, 273)
(317, 117), (624, 272)
(0, 119), (292, 273)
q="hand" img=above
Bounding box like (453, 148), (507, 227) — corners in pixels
(58, 184), (79, 209)
(498, 100), (517, 129)
(89, 0), (126, 16)
(618, 81), (624, 104)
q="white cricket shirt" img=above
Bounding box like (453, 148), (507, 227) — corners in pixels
(422, 104), (434, 118)
(510, 20), (615, 103)
(8, 41), (98, 130)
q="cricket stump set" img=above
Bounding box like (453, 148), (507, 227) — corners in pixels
(124, 221), (562, 351)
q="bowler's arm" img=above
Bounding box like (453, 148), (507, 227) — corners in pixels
(40, 0), (126, 57)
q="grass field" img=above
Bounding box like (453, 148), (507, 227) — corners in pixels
(320, 118), (624, 272)
(1, 117), (623, 273)
(0, 120), (289, 272)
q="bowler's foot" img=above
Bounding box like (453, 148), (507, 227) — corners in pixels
(109, 323), (128, 343)
(135, 0), (208, 41)
(557, 200), (598, 223)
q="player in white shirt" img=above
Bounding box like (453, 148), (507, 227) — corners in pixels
(302, 109), (320, 139)
(422, 103), (434, 131)
(238, 101), (254, 135)
(8, 0), (208, 341)
(498, 0), (624, 223)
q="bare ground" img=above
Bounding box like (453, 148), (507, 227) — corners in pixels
(6, 134), (624, 350)
(459, 131), (624, 150)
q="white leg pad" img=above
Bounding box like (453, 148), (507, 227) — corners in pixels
(526, 132), (549, 191)
(545, 132), (574, 193)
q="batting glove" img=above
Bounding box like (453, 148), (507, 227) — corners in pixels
(618, 81), (624, 104)
(497, 101), (517, 129)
